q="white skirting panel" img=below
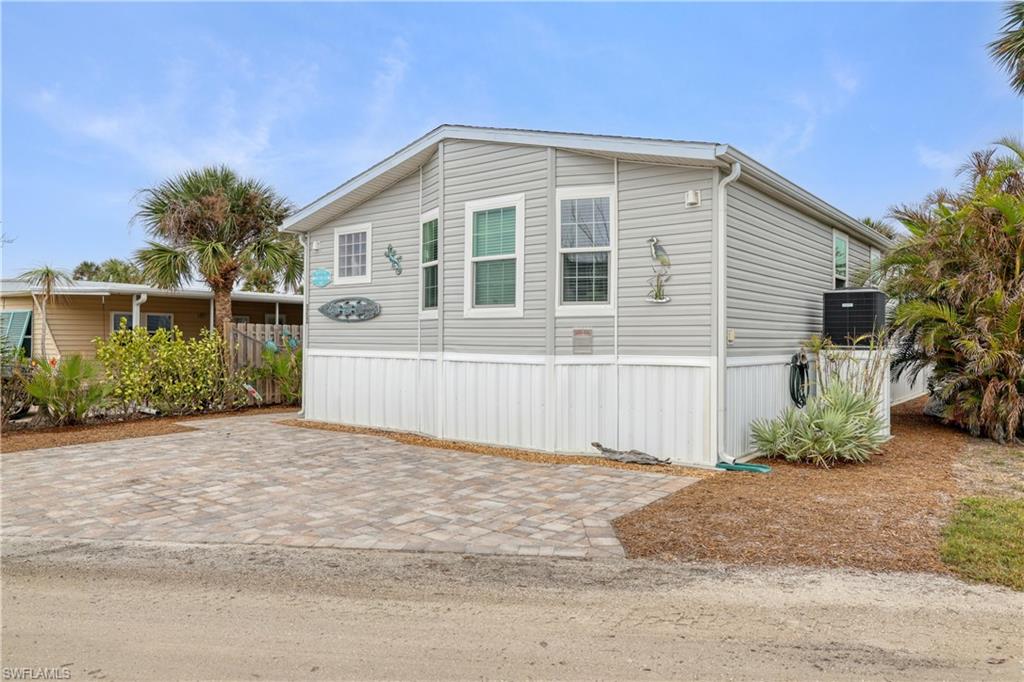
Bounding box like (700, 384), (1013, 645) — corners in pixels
(618, 364), (712, 465)
(304, 353), (424, 433)
(554, 363), (617, 455)
(892, 366), (930, 405)
(726, 354), (893, 457)
(725, 361), (793, 456)
(304, 349), (713, 465)
(442, 359), (548, 451)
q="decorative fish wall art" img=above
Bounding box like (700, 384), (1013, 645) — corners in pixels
(318, 297), (382, 322)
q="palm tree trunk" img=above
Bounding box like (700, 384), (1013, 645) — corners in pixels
(212, 286), (234, 336)
(39, 298), (47, 360)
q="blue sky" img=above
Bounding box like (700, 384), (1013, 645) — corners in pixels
(2, 2), (1020, 276)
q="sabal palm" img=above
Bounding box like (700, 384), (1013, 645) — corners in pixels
(134, 166), (300, 332)
(18, 265), (71, 360)
(990, 2), (1024, 96)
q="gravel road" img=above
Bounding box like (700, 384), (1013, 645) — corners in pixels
(2, 538), (1020, 680)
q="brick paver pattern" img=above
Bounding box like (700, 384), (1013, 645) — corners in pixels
(1, 414), (696, 558)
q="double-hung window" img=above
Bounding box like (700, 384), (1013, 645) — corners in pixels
(833, 231), (849, 289)
(463, 194), (525, 318)
(420, 208), (439, 319)
(333, 223), (372, 285)
(556, 186), (614, 316)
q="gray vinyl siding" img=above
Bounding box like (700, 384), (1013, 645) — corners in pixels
(616, 162), (713, 355)
(421, 151), (439, 214)
(555, 150), (614, 187)
(306, 172), (421, 352)
(442, 140), (549, 354)
(725, 181), (871, 356)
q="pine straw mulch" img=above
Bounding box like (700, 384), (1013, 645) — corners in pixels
(277, 419), (718, 479)
(0, 406), (298, 454)
(614, 397), (970, 574)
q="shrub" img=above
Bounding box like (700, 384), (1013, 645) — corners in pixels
(883, 138), (1024, 442)
(751, 382), (887, 468)
(258, 345), (302, 405)
(95, 326), (245, 415)
(1, 341), (31, 425)
(25, 355), (107, 426)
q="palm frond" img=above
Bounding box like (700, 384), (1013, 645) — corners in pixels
(136, 242), (192, 289)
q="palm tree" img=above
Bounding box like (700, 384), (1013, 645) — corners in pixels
(18, 265), (71, 360)
(990, 2), (1024, 96)
(72, 260), (101, 280)
(860, 217), (899, 240)
(134, 166), (300, 332)
(97, 258), (146, 284)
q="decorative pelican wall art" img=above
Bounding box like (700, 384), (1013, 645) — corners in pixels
(645, 236), (672, 303)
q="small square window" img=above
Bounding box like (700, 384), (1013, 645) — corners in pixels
(334, 223), (373, 284)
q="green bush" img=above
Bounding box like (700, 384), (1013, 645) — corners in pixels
(95, 326), (245, 415)
(1, 341), (31, 425)
(25, 355), (107, 426)
(750, 382), (887, 468)
(258, 345), (302, 405)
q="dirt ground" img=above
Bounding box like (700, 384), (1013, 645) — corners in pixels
(0, 405), (297, 454)
(954, 439), (1024, 498)
(3, 538), (1021, 681)
(615, 398), (970, 573)
(280, 418), (717, 479)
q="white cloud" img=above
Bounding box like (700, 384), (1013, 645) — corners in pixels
(750, 59), (862, 164)
(916, 144), (960, 173)
(25, 49), (319, 179)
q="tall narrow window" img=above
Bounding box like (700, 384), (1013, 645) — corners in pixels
(834, 231), (849, 289)
(557, 187), (614, 316)
(333, 223), (372, 285)
(420, 209), (439, 319)
(463, 194), (525, 318)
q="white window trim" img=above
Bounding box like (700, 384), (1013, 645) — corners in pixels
(419, 207), (440, 320)
(232, 315), (251, 323)
(833, 229), (849, 289)
(333, 222), (373, 285)
(463, 193), (526, 319)
(111, 312), (174, 332)
(264, 313), (286, 324)
(555, 185), (616, 317)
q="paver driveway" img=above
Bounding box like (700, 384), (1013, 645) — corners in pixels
(1, 414), (696, 558)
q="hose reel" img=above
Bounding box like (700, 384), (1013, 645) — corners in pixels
(789, 351), (809, 408)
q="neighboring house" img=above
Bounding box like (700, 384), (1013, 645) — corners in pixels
(283, 124), (894, 466)
(0, 280), (302, 360)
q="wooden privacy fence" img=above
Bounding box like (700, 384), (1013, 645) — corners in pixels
(223, 321), (303, 405)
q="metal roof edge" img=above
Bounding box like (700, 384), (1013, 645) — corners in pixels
(715, 146), (894, 250)
(281, 125), (722, 233)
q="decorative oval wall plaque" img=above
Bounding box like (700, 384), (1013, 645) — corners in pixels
(311, 268), (332, 288)
(319, 297), (381, 322)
